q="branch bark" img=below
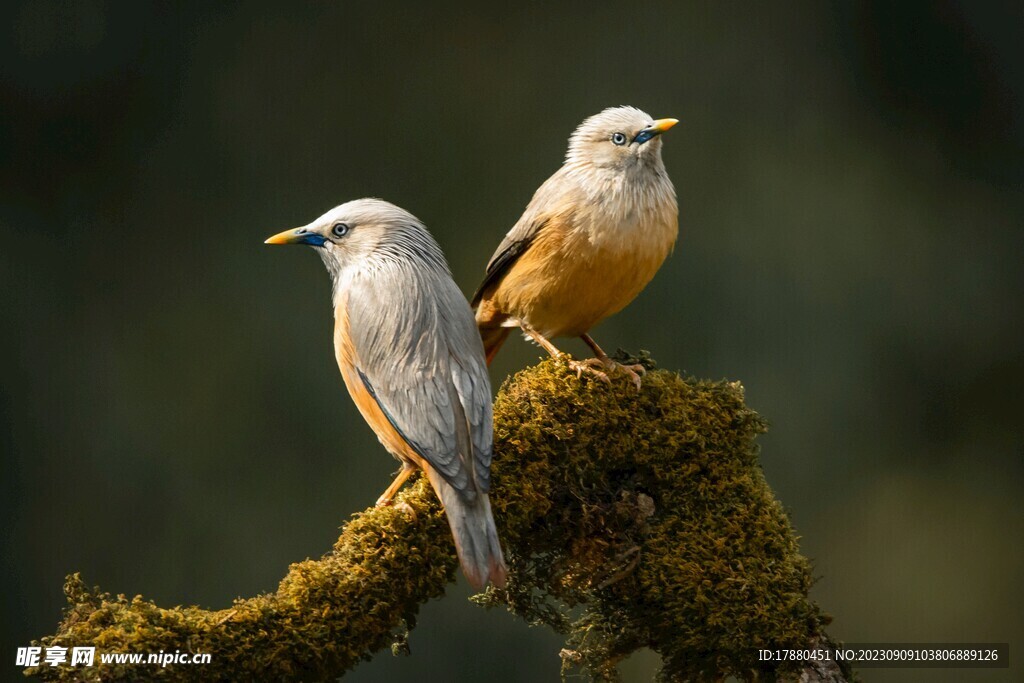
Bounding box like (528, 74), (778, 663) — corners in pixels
(28, 356), (852, 682)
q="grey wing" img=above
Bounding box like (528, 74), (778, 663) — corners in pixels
(444, 294), (495, 491)
(348, 268), (493, 499)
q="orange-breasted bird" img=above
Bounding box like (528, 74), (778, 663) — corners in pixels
(473, 106), (678, 388)
(266, 198), (507, 589)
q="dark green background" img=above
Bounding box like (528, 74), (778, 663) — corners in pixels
(2, 2), (1021, 681)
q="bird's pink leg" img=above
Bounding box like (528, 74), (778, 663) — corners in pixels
(520, 324), (612, 385)
(376, 462), (417, 507)
(580, 333), (646, 390)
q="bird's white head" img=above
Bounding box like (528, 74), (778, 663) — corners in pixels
(565, 106), (678, 172)
(265, 198), (447, 285)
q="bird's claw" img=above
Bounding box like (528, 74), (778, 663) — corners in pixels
(569, 357), (645, 390)
(375, 497), (417, 521)
(567, 358), (611, 385)
(394, 501), (417, 521)
(616, 362), (646, 391)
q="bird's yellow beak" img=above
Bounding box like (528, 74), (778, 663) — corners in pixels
(265, 228), (303, 245)
(634, 118), (679, 144)
(264, 227), (327, 247)
(649, 118), (679, 134)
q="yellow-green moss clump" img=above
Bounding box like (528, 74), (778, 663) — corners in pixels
(479, 355), (838, 681)
(27, 356), (845, 682)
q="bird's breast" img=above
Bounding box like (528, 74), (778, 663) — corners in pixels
(495, 203), (678, 338)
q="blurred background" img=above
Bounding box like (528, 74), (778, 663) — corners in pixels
(1, 1), (1021, 681)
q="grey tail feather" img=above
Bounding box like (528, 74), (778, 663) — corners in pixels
(427, 470), (507, 590)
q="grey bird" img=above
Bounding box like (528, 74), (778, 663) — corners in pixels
(473, 106), (679, 388)
(266, 198), (507, 589)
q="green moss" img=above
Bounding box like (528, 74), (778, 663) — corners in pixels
(28, 356), (843, 682)
(477, 356), (832, 681)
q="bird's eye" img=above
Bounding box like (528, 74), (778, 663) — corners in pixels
(611, 132), (627, 146)
(331, 222), (349, 237)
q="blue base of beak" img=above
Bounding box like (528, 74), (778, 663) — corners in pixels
(633, 130), (659, 145)
(298, 233), (327, 247)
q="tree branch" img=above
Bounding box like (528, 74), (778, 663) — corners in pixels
(27, 356), (852, 682)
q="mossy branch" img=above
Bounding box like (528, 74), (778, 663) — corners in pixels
(28, 356), (852, 682)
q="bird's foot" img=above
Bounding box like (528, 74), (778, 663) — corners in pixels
(584, 356), (646, 390)
(612, 361), (646, 390)
(566, 357), (611, 385)
(375, 496), (417, 521)
(394, 501), (417, 521)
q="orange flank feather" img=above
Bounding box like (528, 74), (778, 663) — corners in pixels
(474, 296), (511, 365)
(333, 297), (430, 473)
